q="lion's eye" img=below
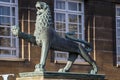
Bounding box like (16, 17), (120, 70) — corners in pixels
(37, 7), (41, 10)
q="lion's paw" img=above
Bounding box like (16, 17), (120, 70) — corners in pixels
(11, 25), (19, 36)
(89, 69), (97, 74)
(34, 64), (45, 72)
(58, 68), (69, 72)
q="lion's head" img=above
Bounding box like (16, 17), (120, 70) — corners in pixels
(35, 1), (52, 28)
(11, 25), (20, 37)
(36, 1), (49, 15)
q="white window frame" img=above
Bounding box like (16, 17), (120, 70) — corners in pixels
(0, 0), (19, 58)
(54, 0), (85, 64)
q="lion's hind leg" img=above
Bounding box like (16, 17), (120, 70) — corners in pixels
(79, 45), (98, 74)
(58, 52), (78, 72)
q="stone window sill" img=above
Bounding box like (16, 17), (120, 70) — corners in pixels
(54, 60), (89, 65)
(0, 58), (26, 62)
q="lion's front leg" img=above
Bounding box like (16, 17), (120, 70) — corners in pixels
(11, 25), (36, 45)
(34, 40), (50, 72)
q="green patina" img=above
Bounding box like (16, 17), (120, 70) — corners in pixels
(11, 1), (98, 74)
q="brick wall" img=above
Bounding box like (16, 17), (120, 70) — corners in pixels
(0, 0), (120, 80)
(85, 0), (120, 80)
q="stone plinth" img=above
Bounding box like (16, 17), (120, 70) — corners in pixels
(16, 71), (105, 80)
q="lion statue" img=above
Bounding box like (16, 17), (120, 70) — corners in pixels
(11, 1), (98, 74)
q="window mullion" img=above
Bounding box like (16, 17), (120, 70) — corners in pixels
(66, 1), (68, 33)
(66, 13), (68, 32)
(14, 0), (19, 57)
(82, 12), (84, 40)
(10, 5), (13, 55)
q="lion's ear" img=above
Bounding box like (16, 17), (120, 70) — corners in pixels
(42, 2), (48, 10)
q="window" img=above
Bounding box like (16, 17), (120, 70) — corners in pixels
(54, 0), (85, 64)
(0, 0), (18, 58)
(116, 5), (120, 65)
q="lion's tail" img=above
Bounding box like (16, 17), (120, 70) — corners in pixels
(65, 32), (93, 52)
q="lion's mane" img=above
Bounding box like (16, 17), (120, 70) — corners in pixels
(34, 3), (53, 45)
(35, 7), (52, 28)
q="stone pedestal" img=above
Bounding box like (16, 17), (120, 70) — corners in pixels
(16, 71), (105, 80)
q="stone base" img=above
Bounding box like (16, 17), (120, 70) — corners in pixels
(16, 71), (105, 80)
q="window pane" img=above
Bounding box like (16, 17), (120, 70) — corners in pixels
(11, 38), (17, 47)
(117, 38), (120, 45)
(0, 49), (11, 55)
(79, 34), (82, 39)
(0, 27), (10, 36)
(68, 14), (77, 23)
(11, 50), (16, 55)
(79, 25), (82, 33)
(12, 7), (15, 16)
(117, 47), (120, 55)
(57, 32), (65, 38)
(69, 24), (77, 32)
(0, 0), (10, 2)
(56, 52), (68, 59)
(68, 2), (77, 11)
(79, 15), (82, 23)
(56, 22), (66, 31)
(117, 8), (120, 16)
(12, 18), (15, 25)
(76, 55), (85, 61)
(0, 16), (10, 25)
(79, 3), (82, 11)
(66, 33), (78, 39)
(117, 19), (120, 27)
(0, 6), (10, 16)
(117, 29), (120, 36)
(56, 0), (65, 9)
(0, 37), (10, 47)
(12, 0), (15, 3)
(117, 56), (120, 62)
(56, 13), (65, 22)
